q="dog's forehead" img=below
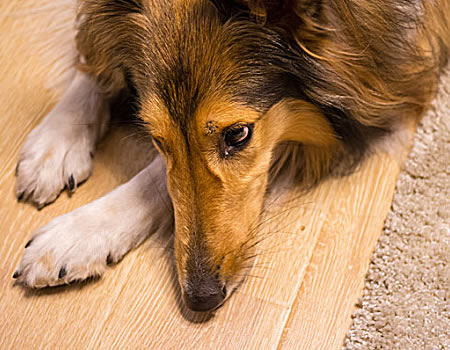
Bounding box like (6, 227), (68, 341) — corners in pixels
(138, 7), (297, 121)
(146, 46), (277, 134)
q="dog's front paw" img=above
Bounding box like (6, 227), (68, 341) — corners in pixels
(13, 209), (116, 288)
(13, 158), (167, 288)
(16, 117), (94, 208)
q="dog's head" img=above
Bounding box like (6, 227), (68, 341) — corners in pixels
(131, 0), (342, 312)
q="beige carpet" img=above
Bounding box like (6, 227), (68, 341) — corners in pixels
(344, 66), (450, 349)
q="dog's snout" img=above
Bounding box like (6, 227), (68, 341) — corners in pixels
(183, 277), (226, 312)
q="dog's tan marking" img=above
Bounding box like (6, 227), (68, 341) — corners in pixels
(38, 253), (54, 271)
(266, 99), (338, 147)
(42, 149), (54, 163)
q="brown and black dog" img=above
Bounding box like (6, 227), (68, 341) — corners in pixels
(14, 0), (449, 312)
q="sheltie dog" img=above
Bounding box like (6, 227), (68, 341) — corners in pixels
(13, 0), (449, 312)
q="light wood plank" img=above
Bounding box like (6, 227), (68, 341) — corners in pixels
(277, 153), (407, 349)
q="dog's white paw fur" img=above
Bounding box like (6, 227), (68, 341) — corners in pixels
(16, 210), (115, 288)
(16, 117), (95, 207)
(16, 72), (109, 207)
(15, 156), (171, 288)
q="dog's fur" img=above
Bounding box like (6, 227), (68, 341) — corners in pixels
(14, 0), (449, 312)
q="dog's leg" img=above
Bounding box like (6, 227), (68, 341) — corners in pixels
(14, 155), (171, 287)
(16, 70), (110, 208)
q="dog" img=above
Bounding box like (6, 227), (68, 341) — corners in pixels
(13, 0), (449, 312)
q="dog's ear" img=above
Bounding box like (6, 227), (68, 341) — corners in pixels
(264, 98), (340, 186)
(211, 0), (325, 53)
(211, 0), (323, 24)
(243, 0), (322, 24)
(265, 98), (337, 147)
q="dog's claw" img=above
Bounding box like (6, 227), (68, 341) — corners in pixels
(68, 175), (75, 191)
(58, 267), (67, 279)
(12, 270), (21, 279)
(25, 239), (33, 248)
(17, 191), (24, 201)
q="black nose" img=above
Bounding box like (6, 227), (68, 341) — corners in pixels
(183, 290), (225, 312)
(183, 281), (226, 312)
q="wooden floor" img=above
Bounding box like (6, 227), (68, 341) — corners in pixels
(0, 2), (412, 349)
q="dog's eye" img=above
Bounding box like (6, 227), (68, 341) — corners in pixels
(221, 123), (254, 157)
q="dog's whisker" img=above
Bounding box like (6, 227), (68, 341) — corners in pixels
(119, 130), (152, 142)
(234, 273), (265, 280)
